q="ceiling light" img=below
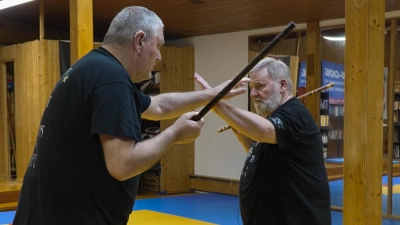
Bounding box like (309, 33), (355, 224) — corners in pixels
(0, 0), (34, 10)
(323, 36), (346, 41)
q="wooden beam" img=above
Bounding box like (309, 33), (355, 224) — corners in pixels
(305, 21), (321, 124)
(39, 3), (46, 115)
(69, 0), (93, 65)
(343, 0), (385, 224)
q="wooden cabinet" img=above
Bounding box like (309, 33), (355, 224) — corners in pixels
(320, 92), (344, 159)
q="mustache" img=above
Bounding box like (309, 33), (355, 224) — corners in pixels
(254, 98), (267, 103)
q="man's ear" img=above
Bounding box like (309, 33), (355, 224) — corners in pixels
(134, 30), (146, 52)
(280, 78), (288, 92)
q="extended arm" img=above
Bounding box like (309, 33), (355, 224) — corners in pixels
(100, 112), (204, 181)
(194, 73), (277, 146)
(212, 101), (277, 144)
(142, 74), (251, 120)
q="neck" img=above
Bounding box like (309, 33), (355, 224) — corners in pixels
(279, 93), (293, 106)
(102, 44), (138, 81)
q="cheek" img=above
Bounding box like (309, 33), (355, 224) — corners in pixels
(258, 90), (272, 99)
(152, 48), (159, 58)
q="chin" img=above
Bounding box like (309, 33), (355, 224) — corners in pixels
(139, 72), (152, 82)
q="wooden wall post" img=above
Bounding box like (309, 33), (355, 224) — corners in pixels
(343, 0), (385, 224)
(69, 0), (93, 65)
(159, 46), (195, 193)
(39, 3), (47, 114)
(305, 21), (321, 124)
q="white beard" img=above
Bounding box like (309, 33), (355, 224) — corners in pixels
(253, 83), (282, 117)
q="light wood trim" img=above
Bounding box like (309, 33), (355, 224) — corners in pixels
(343, 0), (385, 224)
(190, 175), (239, 196)
(69, 0), (93, 65)
(382, 214), (400, 221)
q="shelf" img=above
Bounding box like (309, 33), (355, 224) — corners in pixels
(320, 92), (344, 158)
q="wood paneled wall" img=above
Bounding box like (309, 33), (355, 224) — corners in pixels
(41, 41), (61, 112)
(0, 41), (40, 182)
(0, 40), (60, 182)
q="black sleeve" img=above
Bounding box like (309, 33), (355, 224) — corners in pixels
(90, 82), (143, 141)
(138, 90), (151, 113)
(268, 108), (305, 149)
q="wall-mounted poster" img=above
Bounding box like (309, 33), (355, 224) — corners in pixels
(297, 61), (307, 97)
(321, 60), (345, 105)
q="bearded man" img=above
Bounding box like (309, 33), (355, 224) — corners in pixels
(195, 57), (332, 225)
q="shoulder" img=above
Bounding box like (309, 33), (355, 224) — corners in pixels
(78, 49), (124, 72)
(71, 49), (130, 84)
(278, 98), (310, 115)
(272, 98), (315, 125)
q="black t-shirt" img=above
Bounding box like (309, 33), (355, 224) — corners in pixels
(13, 47), (151, 225)
(239, 97), (331, 225)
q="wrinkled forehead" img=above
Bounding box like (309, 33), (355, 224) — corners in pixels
(249, 67), (270, 81)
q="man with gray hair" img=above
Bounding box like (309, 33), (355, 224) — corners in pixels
(195, 57), (331, 225)
(13, 6), (249, 225)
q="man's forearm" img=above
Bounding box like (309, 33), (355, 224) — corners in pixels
(148, 89), (216, 120)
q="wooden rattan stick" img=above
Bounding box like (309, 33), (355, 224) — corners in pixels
(192, 21), (296, 121)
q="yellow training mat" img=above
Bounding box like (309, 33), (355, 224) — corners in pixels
(127, 210), (217, 225)
(382, 184), (400, 195)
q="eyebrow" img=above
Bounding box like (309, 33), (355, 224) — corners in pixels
(249, 81), (265, 86)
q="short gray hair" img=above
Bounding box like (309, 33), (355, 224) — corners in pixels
(103, 6), (164, 47)
(250, 57), (293, 93)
